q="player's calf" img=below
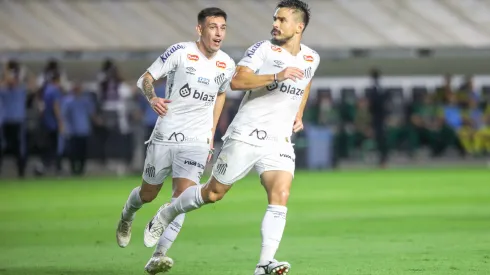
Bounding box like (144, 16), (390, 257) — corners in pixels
(201, 176), (232, 203)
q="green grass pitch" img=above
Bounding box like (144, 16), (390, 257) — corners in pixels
(1, 169), (490, 275)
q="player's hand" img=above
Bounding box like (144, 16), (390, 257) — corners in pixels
(293, 117), (304, 133)
(150, 97), (172, 116)
(277, 67), (304, 82)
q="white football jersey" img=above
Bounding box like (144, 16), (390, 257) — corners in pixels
(146, 41), (235, 145)
(224, 40), (320, 146)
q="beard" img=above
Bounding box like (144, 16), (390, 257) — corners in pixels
(270, 29), (293, 45)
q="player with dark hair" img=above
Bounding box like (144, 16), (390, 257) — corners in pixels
(144, 1), (318, 274)
(114, 7), (235, 274)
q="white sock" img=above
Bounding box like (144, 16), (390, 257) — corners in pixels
(259, 205), (288, 265)
(155, 198), (186, 256)
(121, 187), (143, 221)
(160, 184), (205, 222)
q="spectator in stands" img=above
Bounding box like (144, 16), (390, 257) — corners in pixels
(458, 98), (485, 156)
(457, 76), (479, 106)
(408, 94), (441, 156)
(474, 113), (490, 155)
(35, 72), (64, 176)
(386, 93), (406, 156)
(61, 82), (96, 176)
(440, 93), (464, 156)
(37, 58), (68, 96)
(367, 68), (388, 167)
(353, 97), (374, 158)
(97, 63), (135, 174)
(0, 60), (28, 177)
(435, 73), (453, 104)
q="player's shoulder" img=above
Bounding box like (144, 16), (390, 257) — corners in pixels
(216, 50), (236, 69)
(301, 44), (320, 62)
(245, 40), (271, 55)
(159, 41), (192, 62)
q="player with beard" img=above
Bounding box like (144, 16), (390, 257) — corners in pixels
(115, 7), (235, 274)
(143, 1), (319, 274)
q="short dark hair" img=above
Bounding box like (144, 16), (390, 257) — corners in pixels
(198, 7), (227, 24)
(277, 0), (310, 30)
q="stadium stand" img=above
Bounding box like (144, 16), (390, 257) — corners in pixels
(1, 0), (490, 51)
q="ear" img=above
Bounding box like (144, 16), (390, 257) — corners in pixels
(196, 24), (203, 36)
(296, 22), (305, 34)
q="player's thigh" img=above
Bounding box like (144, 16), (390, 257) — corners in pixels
(142, 143), (173, 185)
(256, 145), (295, 205)
(212, 139), (260, 185)
(172, 144), (209, 185)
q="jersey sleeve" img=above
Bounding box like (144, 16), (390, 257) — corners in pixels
(310, 50), (321, 77)
(237, 40), (268, 72)
(147, 43), (186, 80)
(218, 59), (236, 94)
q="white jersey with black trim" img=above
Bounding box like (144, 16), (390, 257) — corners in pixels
(145, 41), (235, 145)
(223, 40), (320, 146)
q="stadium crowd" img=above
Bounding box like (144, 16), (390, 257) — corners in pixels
(1, 59), (490, 178)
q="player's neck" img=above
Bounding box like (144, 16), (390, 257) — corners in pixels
(196, 41), (217, 59)
(273, 38), (301, 56)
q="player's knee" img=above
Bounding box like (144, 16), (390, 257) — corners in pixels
(140, 190), (158, 203)
(270, 188), (290, 205)
(172, 179), (196, 198)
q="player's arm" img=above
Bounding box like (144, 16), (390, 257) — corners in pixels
(230, 41), (303, 91)
(230, 66), (305, 91)
(137, 44), (183, 115)
(297, 80), (312, 119)
(293, 80), (312, 133)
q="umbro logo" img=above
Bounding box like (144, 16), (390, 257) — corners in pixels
(273, 60), (284, 68)
(186, 67), (196, 75)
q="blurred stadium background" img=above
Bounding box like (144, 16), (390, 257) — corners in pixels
(1, 1), (490, 275)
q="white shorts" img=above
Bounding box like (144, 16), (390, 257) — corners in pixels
(142, 142), (209, 185)
(212, 138), (295, 185)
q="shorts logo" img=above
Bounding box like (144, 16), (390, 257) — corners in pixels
(168, 132), (185, 142)
(280, 153), (295, 163)
(304, 67), (312, 79)
(216, 61), (226, 69)
(216, 163), (228, 175)
(198, 77), (210, 85)
(249, 129), (268, 140)
(184, 160), (205, 169)
(215, 73), (226, 86)
(273, 60), (284, 68)
(160, 44), (185, 63)
(303, 55), (314, 62)
(145, 164), (156, 178)
(271, 45), (282, 52)
(179, 83), (192, 97)
(187, 54), (199, 61)
(186, 67), (196, 75)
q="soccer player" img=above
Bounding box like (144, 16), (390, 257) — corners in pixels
(143, 1), (319, 274)
(114, 7), (235, 274)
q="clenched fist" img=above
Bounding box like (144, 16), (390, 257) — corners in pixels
(150, 97), (172, 116)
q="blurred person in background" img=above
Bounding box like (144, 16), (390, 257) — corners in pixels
(474, 113), (490, 155)
(35, 72), (64, 176)
(408, 94), (441, 157)
(0, 60), (28, 178)
(37, 58), (68, 96)
(353, 97), (374, 159)
(458, 98), (485, 156)
(441, 93), (465, 156)
(61, 82), (96, 176)
(435, 73), (453, 104)
(367, 68), (388, 167)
